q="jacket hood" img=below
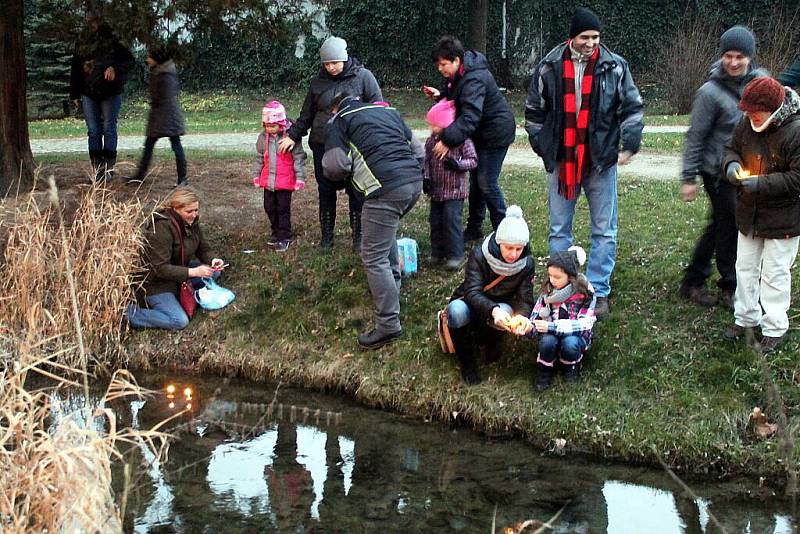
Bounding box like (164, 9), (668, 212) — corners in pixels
(773, 86), (800, 127)
(462, 50), (489, 73)
(318, 56), (364, 81)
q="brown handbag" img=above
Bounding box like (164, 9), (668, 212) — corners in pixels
(437, 275), (506, 354)
(170, 217), (197, 320)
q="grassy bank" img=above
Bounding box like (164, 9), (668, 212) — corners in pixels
(107, 157), (798, 481)
(29, 89), (689, 139)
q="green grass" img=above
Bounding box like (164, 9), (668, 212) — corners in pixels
(124, 163), (800, 479)
(28, 89), (689, 139)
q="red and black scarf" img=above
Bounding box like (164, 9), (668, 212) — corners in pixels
(559, 41), (598, 200)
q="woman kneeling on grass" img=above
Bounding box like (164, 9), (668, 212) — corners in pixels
(446, 205), (535, 385)
(127, 186), (226, 330)
(525, 246), (596, 392)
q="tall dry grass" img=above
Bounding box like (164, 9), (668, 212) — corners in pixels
(0, 176), (145, 370)
(0, 340), (169, 533)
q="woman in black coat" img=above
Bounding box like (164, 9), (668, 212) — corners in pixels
(278, 36), (383, 251)
(129, 46), (187, 186)
(446, 206), (535, 384)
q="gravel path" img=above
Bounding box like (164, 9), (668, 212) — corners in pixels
(33, 125), (686, 180)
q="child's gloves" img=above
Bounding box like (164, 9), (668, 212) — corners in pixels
(725, 162), (743, 185)
(294, 180), (305, 191)
(422, 177), (431, 195)
(443, 157), (461, 171)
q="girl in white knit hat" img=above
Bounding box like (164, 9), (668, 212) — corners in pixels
(444, 205), (536, 385)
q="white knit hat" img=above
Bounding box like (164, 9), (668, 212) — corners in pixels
(320, 36), (348, 63)
(495, 205), (529, 246)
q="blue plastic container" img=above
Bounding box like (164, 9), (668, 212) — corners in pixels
(396, 237), (418, 276)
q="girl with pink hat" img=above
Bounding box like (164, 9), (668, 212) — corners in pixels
(251, 100), (307, 252)
(423, 99), (478, 270)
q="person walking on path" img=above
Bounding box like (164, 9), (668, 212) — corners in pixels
(279, 36), (383, 252)
(424, 36), (515, 243)
(679, 26), (765, 309)
(722, 77), (800, 354)
(129, 46), (188, 186)
(524, 7), (644, 319)
(251, 100), (307, 252)
(423, 99), (478, 270)
(69, 13), (135, 181)
(322, 94), (423, 350)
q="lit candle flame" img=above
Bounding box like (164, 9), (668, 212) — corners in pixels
(184, 387), (193, 400)
(166, 384), (176, 394)
(736, 168), (751, 180)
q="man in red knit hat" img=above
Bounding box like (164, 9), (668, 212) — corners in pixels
(722, 76), (800, 353)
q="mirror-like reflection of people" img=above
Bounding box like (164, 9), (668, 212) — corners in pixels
(69, 12), (134, 181)
(266, 421), (313, 531)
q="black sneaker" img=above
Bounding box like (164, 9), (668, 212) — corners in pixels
(266, 236), (279, 247)
(357, 329), (402, 350)
(275, 240), (291, 252)
(760, 335), (784, 354)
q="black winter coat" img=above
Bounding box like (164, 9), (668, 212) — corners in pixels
(439, 51), (516, 150)
(322, 100), (423, 200)
(69, 24), (134, 101)
(525, 43), (644, 174)
(451, 240), (536, 322)
(145, 61), (186, 138)
(722, 88), (800, 239)
(287, 58), (383, 147)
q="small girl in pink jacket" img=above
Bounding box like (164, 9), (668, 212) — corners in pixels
(252, 100), (307, 252)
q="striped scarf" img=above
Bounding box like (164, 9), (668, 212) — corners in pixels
(559, 42), (598, 200)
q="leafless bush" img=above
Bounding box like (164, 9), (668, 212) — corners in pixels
(0, 176), (145, 370)
(656, 15), (721, 114)
(753, 7), (800, 79)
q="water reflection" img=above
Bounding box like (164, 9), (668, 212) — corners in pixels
(47, 378), (799, 532)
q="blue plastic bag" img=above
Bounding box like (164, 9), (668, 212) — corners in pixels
(396, 237), (418, 276)
(195, 278), (235, 310)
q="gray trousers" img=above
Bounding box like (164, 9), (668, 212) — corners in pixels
(360, 180), (422, 333)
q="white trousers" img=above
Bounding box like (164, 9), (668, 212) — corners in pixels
(734, 232), (800, 337)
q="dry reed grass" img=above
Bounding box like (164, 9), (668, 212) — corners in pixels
(0, 175), (145, 370)
(0, 339), (169, 533)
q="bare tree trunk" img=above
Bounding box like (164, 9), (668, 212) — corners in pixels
(0, 0), (35, 195)
(467, 0), (488, 54)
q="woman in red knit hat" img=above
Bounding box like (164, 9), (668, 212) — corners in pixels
(721, 76), (800, 353)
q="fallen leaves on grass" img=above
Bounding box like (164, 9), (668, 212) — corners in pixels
(749, 407), (778, 439)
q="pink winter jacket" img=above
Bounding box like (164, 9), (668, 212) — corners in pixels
(252, 127), (307, 191)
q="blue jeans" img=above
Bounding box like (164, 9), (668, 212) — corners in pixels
(537, 333), (586, 366)
(548, 164), (618, 297)
(360, 181), (421, 333)
(465, 146), (509, 234)
(81, 94), (122, 152)
(430, 199), (464, 260)
(127, 292), (189, 330)
(447, 300), (512, 329)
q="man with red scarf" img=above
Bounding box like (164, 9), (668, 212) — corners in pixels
(525, 7), (643, 319)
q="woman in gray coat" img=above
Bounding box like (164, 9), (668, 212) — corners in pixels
(129, 46), (188, 186)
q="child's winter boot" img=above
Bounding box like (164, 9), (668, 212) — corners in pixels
(535, 364), (554, 392)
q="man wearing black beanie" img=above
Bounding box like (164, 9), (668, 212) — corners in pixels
(525, 7), (643, 320)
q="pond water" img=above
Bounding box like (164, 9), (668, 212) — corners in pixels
(46, 374), (797, 533)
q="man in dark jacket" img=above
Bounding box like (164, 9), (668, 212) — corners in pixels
(721, 77), (800, 354)
(322, 94), (424, 350)
(69, 14), (135, 181)
(426, 36), (516, 241)
(777, 55), (800, 88)
(524, 7), (643, 319)
(280, 37), (383, 251)
(679, 26), (765, 309)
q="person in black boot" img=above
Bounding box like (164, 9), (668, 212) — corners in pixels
(69, 12), (134, 182)
(444, 205), (535, 385)
(279, 36), (382, 251)
(129, 46), (187, 187)
(526, 246), (596, 392)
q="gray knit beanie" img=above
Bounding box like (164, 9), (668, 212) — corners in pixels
(320, 36), (348, 63)
(719, 26), (756, 58)
(495, 205), (530, 246)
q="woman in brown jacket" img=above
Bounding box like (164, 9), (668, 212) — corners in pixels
(127, 187), (225, 329)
